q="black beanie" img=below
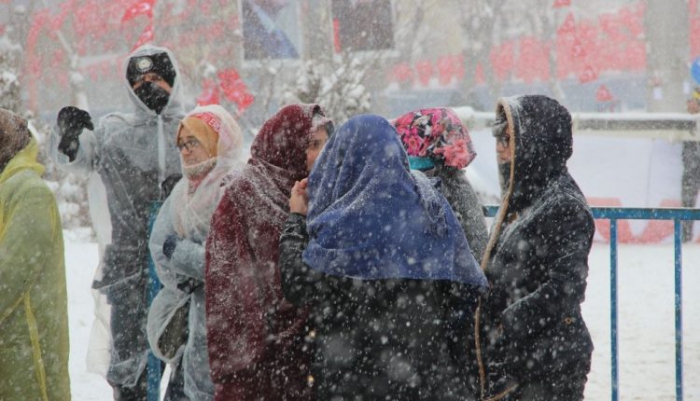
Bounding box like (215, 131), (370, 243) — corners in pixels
(126, 52), (176, 88)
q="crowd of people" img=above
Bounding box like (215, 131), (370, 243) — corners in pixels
(0, 44), (600, 401)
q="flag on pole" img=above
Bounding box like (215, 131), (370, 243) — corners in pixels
(218, 69), (255, 113)
(578, 64), (598, 83)
(122, 0), (155, 23)
(596, 84), (614, 101)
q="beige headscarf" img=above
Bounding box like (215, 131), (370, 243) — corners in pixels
(0, 109), (32, 173)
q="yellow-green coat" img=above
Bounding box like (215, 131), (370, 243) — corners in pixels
(0, 139), (71, 400)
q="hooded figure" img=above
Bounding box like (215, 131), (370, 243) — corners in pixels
(205, 104), (327, 401)
(478, 95), (594, 401)
(49, 44), (186, 399)
(278, 114), (488, 400)
(148, 105), (246, 401)
(0, 109), (70, 400)
(393, 107), (488, 264)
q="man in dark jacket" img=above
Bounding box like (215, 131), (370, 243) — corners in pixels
(50, 45), (186, 400)
(478, 95), (595, 401)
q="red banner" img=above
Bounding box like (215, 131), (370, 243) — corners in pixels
(122, 0), (155, 23)
(218, 69), (254, 113)
(415, 60), (434, 86)
(197, 79), (221, 106)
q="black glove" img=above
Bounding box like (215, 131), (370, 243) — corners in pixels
(177, 278), (202, 294)
(161, 174), (182, 199)
(163, 234), (180, 259)
(57, 106), (94, 161)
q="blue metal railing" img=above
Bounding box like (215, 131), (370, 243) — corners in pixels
(483, 205), (700, 401)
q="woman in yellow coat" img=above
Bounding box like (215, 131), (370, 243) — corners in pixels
(0, 109), (71, 400)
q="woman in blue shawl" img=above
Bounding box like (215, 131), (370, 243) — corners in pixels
(278, 114), (488, 400)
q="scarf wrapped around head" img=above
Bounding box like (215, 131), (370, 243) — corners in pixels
(393, 107), (476, 170)
(205, 104), (323, 399)
(303, 114), (487, 287)
(0, 109), (32, 173)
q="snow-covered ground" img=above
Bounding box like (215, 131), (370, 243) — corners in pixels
(64, 231), (700, 400)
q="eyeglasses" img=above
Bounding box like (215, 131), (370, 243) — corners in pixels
(177, 137), (201, 152)
(494, 133), (511, 147)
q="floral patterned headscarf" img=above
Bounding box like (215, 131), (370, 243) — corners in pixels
(393, 107), (476, 170)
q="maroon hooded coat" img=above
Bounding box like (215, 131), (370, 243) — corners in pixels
(205, 104), (323, 401)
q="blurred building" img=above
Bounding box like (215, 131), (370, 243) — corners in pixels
(2, 0), (698, 125)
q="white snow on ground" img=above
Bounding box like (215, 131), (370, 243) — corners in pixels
(64, 231), (700, 400)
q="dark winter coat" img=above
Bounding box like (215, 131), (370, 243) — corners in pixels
(478, 95), (594, 399)
(205, 104), (325, 401)
(279, 213), (483, 401)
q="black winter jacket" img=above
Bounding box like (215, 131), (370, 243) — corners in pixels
(478, 95), (594, 395)
(279, 213), (482, 401)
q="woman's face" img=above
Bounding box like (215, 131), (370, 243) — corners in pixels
(493, 114), (512, 164)
(306, 127), (329, 173)
(177, 126), (212, 166)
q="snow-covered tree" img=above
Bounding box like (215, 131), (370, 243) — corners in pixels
(1, 25), (91, 230)
(0, 35), (21, 112)
(282, 52), (371, 125)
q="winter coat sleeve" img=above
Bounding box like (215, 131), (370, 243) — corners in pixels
(500, 201), (594, 342)
(49, 124), (101, 175)
(278, 213), (324, 306)
(149, 195), (205, 289)
(0, 186), (57, 322)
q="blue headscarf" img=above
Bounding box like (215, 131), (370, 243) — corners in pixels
(303, 114), (487, 287)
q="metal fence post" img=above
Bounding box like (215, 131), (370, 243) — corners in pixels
(674, 219), (684, 401)
(610, 219), (619, 401)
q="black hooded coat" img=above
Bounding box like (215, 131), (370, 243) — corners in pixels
(478, 95), (594, 400)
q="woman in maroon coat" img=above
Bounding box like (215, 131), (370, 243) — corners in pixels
(205, 104), (328, 401)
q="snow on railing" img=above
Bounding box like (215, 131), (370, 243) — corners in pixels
(453, 107), (700, 142)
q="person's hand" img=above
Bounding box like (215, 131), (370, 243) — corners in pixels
(289, 178), (309, 215)
(57, 106), (93, 136)
(163, 235), (180, 259)
(687, 99), (700, 114)
(57, 106), (93, 160)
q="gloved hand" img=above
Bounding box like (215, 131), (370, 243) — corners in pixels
(57, 106), (94, 161)
(163, 235), (180, 259)
(177, 277), (202, 294)
(161, 174), (182, 199)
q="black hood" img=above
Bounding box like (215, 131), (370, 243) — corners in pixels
(496, 95), (573, 214)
